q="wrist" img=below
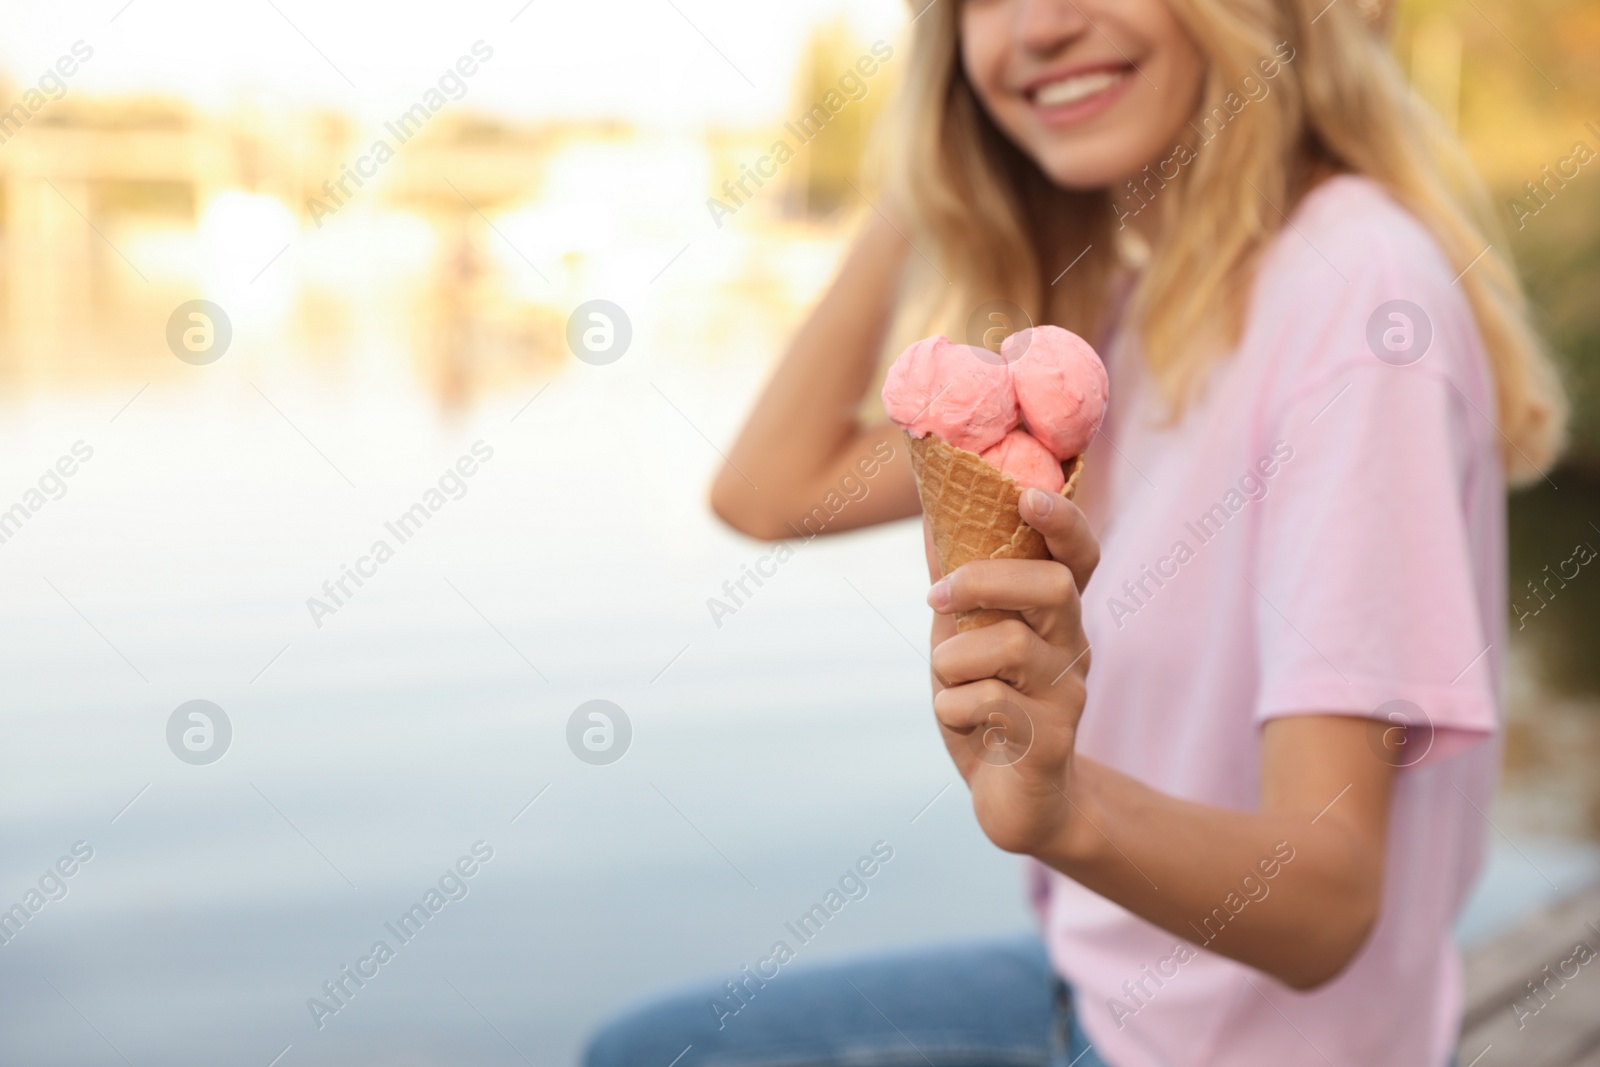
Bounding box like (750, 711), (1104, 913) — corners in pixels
(1040, 755), (1110, 872)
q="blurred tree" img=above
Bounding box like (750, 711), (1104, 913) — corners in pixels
(1392, 0), (1600, 695)
(789, 17), (895, 218)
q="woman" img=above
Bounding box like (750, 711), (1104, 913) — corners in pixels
(586, 0), (1565, 1064)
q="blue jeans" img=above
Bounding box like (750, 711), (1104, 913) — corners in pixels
(583, 936), (1110, 1067)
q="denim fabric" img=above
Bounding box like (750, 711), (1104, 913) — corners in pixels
(583, 936), (1111, 1067)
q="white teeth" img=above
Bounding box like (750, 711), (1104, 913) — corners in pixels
(1033, 70), (1124, 108)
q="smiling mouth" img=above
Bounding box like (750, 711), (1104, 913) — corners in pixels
(1029, 68), (1132, 109)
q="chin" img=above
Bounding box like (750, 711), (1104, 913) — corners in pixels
(1027, 141), (1148, 193)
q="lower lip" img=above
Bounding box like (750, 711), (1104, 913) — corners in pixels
(1029, 70), (1136, 128)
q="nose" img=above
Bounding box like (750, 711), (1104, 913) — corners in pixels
(1012, 0), (1090, 56)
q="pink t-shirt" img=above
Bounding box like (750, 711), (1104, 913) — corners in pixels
(1033, 175), (1504, 1067)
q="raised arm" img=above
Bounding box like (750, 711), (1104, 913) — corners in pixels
(710, 214), (922, 541)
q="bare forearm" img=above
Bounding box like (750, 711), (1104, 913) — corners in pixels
(924, 498), (1396, 991)
(1038, 755), (1387, 989)
(712, 216), (914, 538)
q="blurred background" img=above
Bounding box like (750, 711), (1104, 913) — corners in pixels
(0, 0), (1595, 1064)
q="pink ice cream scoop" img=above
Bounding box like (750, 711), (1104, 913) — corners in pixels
(1002, 326), (1108, 461)
(881, 335), (1019, 454)
(980, 429), (1065, 493)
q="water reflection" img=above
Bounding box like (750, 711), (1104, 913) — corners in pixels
(0, 98), (851, 419)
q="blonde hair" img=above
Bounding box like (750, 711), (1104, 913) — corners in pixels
(882, 0), (1566, 482)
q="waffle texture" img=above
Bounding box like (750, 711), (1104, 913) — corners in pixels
(907, 432), (1083, 631)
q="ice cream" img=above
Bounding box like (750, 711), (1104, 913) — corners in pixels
(981, 429), (1065, 493)
(880, 335), (1019, 454)
(1002, 325), (1109, 461)
(884, 324), (1106, 632)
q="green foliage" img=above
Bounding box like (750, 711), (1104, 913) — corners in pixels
(1390, 0), (1600, 701)
(1508, 470), (1600, 695)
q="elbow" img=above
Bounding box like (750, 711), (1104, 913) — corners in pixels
(709, 467), (789, 542)
(1277, 894), (1381, 991)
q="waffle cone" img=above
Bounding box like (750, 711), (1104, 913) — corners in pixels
(906, 432), (1084, 632)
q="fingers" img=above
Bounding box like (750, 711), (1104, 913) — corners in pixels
(927, 558), (1086, 651)
(931, 619), (1045, 688)
(932, 677), (1020, 733)
(931, 617), (1090, 698)
(1020, 489), (1099, 590)
(929, 559), (1079, 616)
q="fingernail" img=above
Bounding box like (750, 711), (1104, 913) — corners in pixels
(927, 578), (951, 610)
(1024, 488), (1054, 518)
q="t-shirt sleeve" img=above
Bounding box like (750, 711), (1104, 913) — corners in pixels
(1250, 278), (1499, 765)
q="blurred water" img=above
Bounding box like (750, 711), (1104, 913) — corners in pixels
(0, 345), (1037, 1066)
(0, 350), (1594, 1066)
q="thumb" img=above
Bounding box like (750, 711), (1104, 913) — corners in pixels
(1020, 488), (1100, 592)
